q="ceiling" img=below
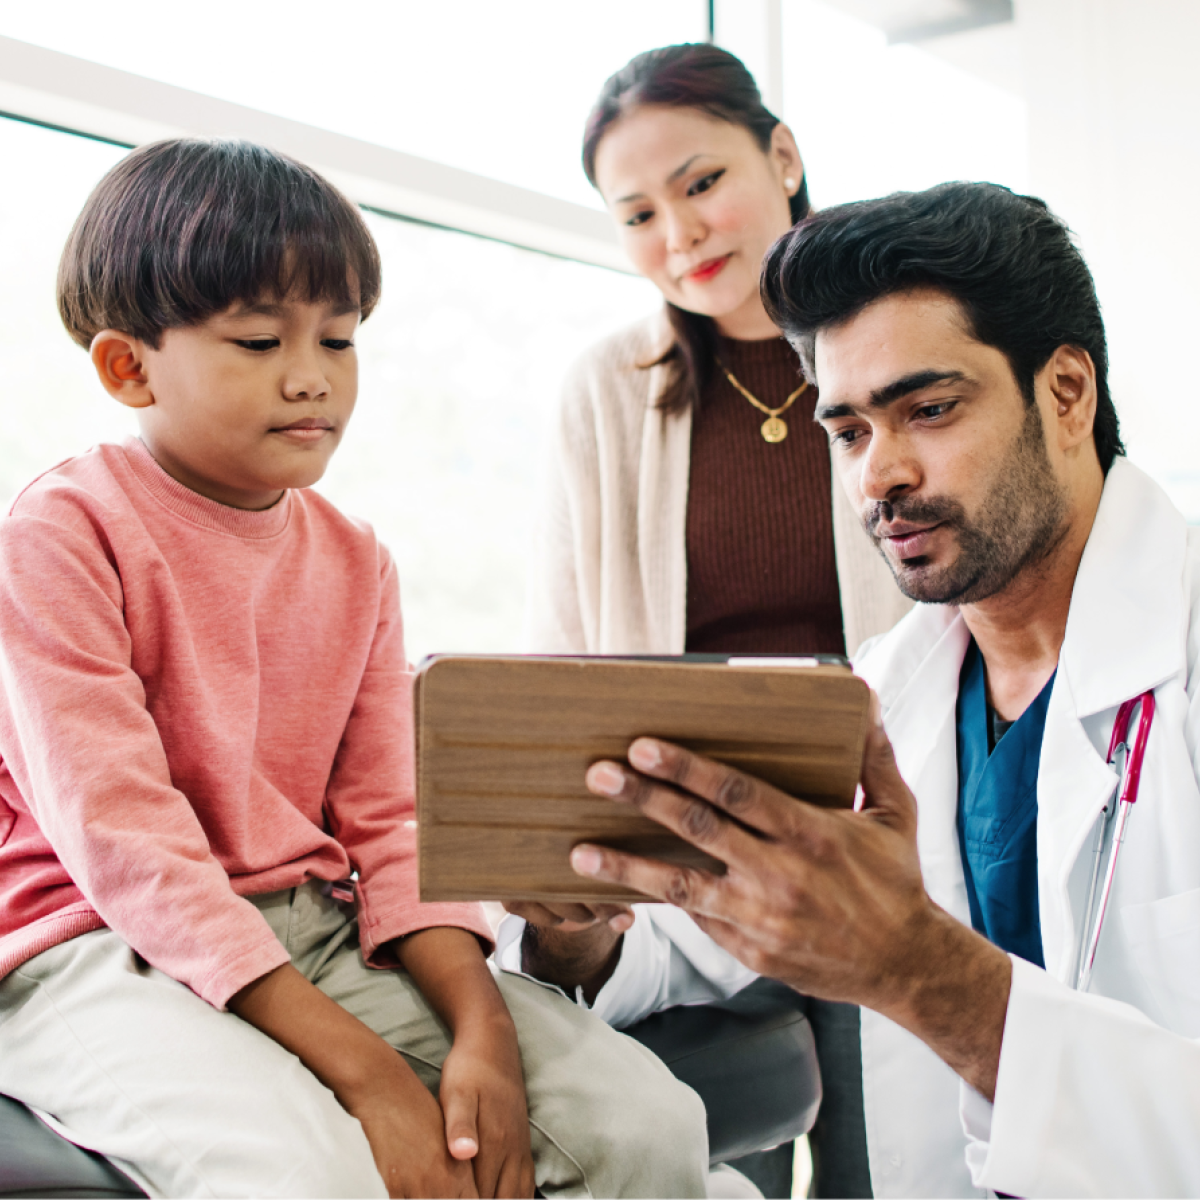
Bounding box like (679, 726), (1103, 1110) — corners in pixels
(818, 0), (1013, 42)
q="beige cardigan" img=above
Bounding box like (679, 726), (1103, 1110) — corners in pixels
(525, 314), (911, 657)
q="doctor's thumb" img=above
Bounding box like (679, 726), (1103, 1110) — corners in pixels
(858, 694), (918, 830)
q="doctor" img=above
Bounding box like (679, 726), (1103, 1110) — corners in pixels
(561, 182), (1200, 1197)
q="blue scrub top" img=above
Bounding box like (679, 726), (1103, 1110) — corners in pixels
(955, 640), (1055, 967)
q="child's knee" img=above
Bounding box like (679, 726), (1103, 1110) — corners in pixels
(597, 1065), (708, 1170)
(530, 1033), (710, 1197)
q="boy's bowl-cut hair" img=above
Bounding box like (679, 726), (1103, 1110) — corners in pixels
(58, 137), (382, 349)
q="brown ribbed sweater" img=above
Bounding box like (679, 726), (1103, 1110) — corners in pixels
(685, 334), (845, 655)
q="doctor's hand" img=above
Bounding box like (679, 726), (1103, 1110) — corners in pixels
(501, 901), (633, 1003)
(571, 701), (1013, 1101)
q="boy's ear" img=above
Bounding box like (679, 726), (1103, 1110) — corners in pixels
(90, 330), (155, 409)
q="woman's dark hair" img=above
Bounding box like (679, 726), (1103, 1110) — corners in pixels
(762, 181), (1125, 472)
(58, 137), (381, 349)
(583, 43), (809, 412)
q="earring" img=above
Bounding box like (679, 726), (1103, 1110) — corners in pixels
(784, 177), (797, 191)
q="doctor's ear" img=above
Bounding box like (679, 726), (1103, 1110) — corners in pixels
(1042, 344), (1098, 453)
(90, 330), (155, 410)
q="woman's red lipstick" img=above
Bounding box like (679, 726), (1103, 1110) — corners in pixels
(687, 254), (732, 283)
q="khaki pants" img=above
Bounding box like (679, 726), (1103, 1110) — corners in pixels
(0, 882), (708, 1198)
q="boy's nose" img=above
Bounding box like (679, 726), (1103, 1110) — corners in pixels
(282, 357), (330, 401)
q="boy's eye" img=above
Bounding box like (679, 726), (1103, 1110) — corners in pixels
(625, 209), (653, 228)
(687, 169), (725, 197)
(235, 338), (278, 352)
(322, 339), (354, 351)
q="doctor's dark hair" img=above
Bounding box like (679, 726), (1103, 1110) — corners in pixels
(58, 137), (381, 349)
(583, 43), (810, 412)
(761, 181), (1125, 472)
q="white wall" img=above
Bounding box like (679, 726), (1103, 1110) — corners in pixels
(779, 1), (1028, 207)
(1016, 0), (1200, 518)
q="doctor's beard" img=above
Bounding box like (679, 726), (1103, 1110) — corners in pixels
(864, 400), (1070, 606)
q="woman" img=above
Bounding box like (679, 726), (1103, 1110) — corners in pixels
(505, 44), (908, 1198)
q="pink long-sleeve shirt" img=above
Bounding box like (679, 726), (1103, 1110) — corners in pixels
(0, 438), (490, 1008)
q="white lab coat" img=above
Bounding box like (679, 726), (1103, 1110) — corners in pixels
(496, 457), (1200, 1197)
(857, 457), (1200, 1198)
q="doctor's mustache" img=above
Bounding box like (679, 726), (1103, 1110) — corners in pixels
(863, 495), (968, 540)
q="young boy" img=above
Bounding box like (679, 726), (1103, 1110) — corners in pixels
(0, 138), (707, 1199)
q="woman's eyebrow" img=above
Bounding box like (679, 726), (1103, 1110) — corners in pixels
(665, 153), (708, 185)
(614, 153), (713, 204)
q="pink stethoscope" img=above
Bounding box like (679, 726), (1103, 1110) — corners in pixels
(1076, 691), (1156, 992)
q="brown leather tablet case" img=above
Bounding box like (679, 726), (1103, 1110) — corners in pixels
(415, 655), (871, 902)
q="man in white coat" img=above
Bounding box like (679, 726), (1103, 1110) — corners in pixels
(556, 182), (1200, 1197)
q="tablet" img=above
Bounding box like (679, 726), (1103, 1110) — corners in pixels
(414, 654), (870, 903)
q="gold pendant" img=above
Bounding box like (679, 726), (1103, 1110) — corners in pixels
(761, 416), (788, 443)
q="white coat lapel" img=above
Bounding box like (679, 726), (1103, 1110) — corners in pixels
(1058, 458), (1187, 720)
(1036, 459), (1190, 979)
(858, 605), (972, 920)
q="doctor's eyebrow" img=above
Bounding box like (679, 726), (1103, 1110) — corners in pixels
(814, 370), (972, 421)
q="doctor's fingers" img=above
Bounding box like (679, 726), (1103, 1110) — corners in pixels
(586, 757), (769, 869)
(857, 712), (919, 837)
(569, 844), (762, 929)
(620, 738), (820, 844)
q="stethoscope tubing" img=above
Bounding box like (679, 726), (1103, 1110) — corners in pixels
(1075, 691), (1156, 992)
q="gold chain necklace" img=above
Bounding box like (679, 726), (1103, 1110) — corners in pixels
(717, 359), (809, 443)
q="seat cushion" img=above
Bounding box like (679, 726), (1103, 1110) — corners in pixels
(0, 1093), (144, 1198)
(623, 977), (821, 1164)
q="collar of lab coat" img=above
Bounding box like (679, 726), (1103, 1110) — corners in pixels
(1058, 456), (1188, 716)
(863, 457), (1188, 723)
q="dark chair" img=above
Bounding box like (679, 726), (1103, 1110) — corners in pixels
(0, 1094), (142, 1198)
(0, 977), (819, 1198)
(624, 977), (821, 1165)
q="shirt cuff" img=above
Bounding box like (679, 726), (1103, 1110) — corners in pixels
(494, 913), (526, 974)
(361, 900), (495, 967)
(959, 1079), (994, 1186)
(589, 909), (665, 1028)
(199, 934), (293, 1012)
(962, 954), (1067, 1195)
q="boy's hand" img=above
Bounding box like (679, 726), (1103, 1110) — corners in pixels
(394, 927), (536, 1199)
(229, 963), (479, 1199)
(440, 1011), (534, 1198)
(347, 1045), (480, 1198)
